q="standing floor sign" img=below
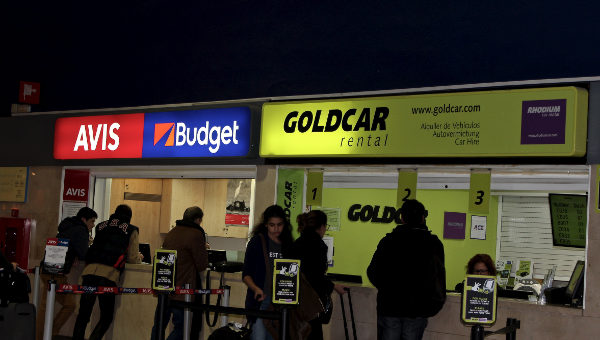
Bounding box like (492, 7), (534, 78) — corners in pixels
(152, 249), (177, 291)
(273, 259), (300, 305)
(462, 275), (497, 324)
(42, 238), (69, 274)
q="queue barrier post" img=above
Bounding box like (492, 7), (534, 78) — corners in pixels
(220, 285), (231, 327)
(183, 284), (192, 340)
(470, 325), (485, 340)
(156, 293), (167, 340)
(32, 266), (41, 310)
(42, 280), (56, 340)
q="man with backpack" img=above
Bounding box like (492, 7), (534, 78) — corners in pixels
(367, 199), (446, 340)
(37, 206), (97, 339)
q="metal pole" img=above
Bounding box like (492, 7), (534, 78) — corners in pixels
(220, 285), (231, 327)
(183, 284), (192, 340)
(32, 266), (40, 309)
(346, 288), (357, 340)
(42, 280), (56, 340)
(280, 307), (288, 340)
(506, 318), (517, 340)
(470, 325), (485, 340)
(156, 294), (167, 340)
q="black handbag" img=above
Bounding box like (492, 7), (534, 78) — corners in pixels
(316, 294), (333, 324)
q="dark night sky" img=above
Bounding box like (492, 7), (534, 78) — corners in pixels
(3, 2), (600, 116)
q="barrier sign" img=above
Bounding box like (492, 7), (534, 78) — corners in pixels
(273, 259), (300, 305)
(462, 275), (497, 324)
(42, 238), (69, 275)
(152, 249), (177, 291)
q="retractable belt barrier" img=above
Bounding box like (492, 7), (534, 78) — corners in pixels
(54, 284), (224, 295)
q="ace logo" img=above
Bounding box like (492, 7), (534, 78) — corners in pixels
(54, 114), (145, 159)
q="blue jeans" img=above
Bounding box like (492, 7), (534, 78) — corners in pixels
(377, 315), (428, 340)
(151, 302), (184, 340)
(251, 296), (275, 340)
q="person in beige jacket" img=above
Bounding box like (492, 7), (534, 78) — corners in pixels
(151, 206), (208, 340)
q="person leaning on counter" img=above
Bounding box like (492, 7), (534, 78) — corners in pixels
(72, 204), (142, 340)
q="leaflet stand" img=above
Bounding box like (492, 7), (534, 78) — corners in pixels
(152, 250), (177, 340)
(272, 259), (301, 340)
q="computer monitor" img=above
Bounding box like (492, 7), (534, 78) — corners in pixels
(565, 260), (585, 307)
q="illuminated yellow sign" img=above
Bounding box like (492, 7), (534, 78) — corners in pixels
(260, 87), (587, 157)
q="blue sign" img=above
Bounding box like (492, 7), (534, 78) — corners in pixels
(142, 108), (251, 158)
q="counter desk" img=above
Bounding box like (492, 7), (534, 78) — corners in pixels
(56, 269), (595, 340)
(61, 264), (249, 340)
(322, 286), (592, 340)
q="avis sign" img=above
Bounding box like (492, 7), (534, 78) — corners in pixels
(53, 108), (251, 159)
(63, 169), (90, 202)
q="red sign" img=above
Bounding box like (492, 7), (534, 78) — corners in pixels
(19, 81), (40, 104)
(63, 169), (90, 202)
(225, 213), (250, 225)
(54, 113), (145, 159)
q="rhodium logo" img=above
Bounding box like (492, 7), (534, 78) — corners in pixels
(142, 108), (251, 158)
(154, 123), (175, 146)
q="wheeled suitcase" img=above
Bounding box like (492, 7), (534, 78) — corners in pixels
(0, 302), (36, 339)
(340, 287), (357, 340)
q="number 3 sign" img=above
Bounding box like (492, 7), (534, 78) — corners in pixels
(469, 170), (491, 214)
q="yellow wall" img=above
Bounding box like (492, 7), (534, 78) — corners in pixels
(321, 188), (498, 288)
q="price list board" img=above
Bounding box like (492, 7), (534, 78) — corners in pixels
(549, 194), (587, 248)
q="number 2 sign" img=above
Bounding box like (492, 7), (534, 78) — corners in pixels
(397, 170), (417, 207)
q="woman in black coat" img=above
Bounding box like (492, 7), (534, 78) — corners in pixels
(290, 210), (346, 340)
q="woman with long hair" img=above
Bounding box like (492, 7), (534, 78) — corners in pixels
(291, 210), (346, 340)
(242, 205), (294, 340)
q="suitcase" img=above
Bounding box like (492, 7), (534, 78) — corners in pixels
(340, 287), (357, 340)
(0, 303), (36, 339)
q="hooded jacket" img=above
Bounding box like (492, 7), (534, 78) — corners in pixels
(56, 216), (90, 274)
(367, 223), (446, 318)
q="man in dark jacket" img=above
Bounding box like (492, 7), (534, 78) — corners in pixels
(151, 206), (208, 340)
(72, 204), (141, 340)
(367, 199), (446, 340)
(37, 206), (97, 339)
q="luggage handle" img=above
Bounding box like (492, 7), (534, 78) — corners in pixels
(340, 287), (357, 340)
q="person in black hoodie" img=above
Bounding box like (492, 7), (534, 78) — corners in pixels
(37, 206), (97, 339)
(291, 210), (346, 340)
(367, 199), (446, 340)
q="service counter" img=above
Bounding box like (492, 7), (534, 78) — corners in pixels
(61, 264), (249, 340)
(323, 287), (594, 340)
(57, 266), (599, 340)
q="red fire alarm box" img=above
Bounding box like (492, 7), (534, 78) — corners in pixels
(0, 217), (32, 268)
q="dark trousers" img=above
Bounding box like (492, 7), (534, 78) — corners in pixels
(72, 275), (117, 340)
(190, 297), (203, 340)
(307, 319), (324, 340)
(151, 301), (184, 340)
(377, 315), (428, 340)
